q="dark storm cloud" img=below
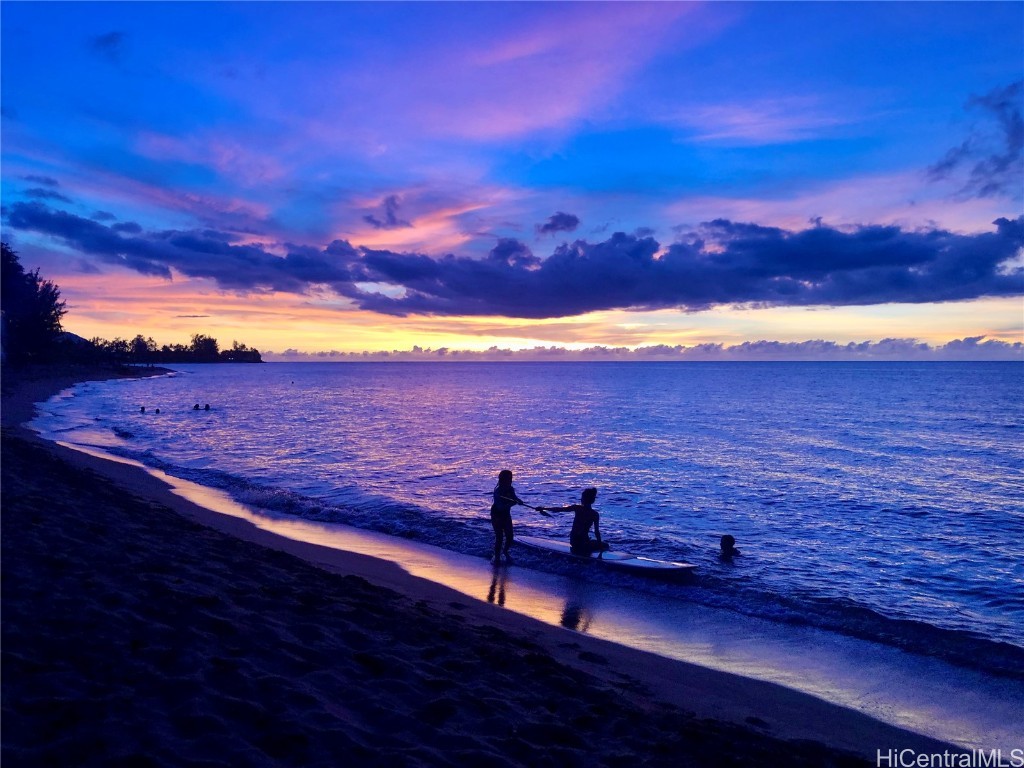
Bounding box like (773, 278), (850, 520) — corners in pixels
(929, 80), (1024, 199)
(537, 211), (580, 235)
(92, 211), (117, 221)
(91, 31), (126, 62)
(5, 201), (1022, 319)
(363, 195), (411, 230)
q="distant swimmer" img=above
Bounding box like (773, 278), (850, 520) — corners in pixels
(155, 408), (160, 414)
(193, 404), (200, 410)
(538, 488), (609, 555)
(204, 404), (211, 411)
(140, 406), (145, 413)
(490, 469), (525, 564)
(720, 534), (741, 559)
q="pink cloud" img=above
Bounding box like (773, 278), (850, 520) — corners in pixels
(666, 171), (1017, 235)
(135, 131), (289, 187)
(332, 185), (525, 255)
(90, 172), (274, 234)
(292, 3), (714, 144)
(676, 97), (855, 144)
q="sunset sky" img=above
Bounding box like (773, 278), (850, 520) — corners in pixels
(2, 2), (1022, 359)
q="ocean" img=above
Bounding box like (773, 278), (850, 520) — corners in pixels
(31, 361), (1024, 679)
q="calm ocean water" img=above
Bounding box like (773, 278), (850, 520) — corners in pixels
(33, 362), (1024, 675)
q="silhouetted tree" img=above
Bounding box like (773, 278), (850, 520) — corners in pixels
(1, 242), (67, 363)
(130, 334), (157, 365)
(189, 333), (220, 363)
(221, 340), (263, 363)
(89, 336), (129, 363)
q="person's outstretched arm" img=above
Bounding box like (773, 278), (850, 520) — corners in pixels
(536, 503), (577, 513)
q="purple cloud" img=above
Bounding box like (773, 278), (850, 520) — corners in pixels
(363, 195), (411, 230)
(537, 211), (580, 235)
(3, 201), (355, 290)
(25, 187), (72, 203)
(351, 219), (1024, 317)
(111, 221), (143, 234)
(22, 175), (60, 187)
(5, 200), (1022, 319)
(929, 80), (1023, 199)
(487, 238), (541, 269)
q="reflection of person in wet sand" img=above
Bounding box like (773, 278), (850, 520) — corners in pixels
(486, 569), (508, 607)
(560, 600), (592, 632)
(538, 487), (609, 555)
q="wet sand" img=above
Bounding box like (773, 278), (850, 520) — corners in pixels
(2, 366), (956, 766)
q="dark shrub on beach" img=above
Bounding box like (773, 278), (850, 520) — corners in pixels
(1, 242), (67, 364)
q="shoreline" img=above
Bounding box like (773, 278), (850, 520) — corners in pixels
(2, 365), (963, 764)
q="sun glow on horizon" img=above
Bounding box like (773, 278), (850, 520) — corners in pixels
(51, 262), (1024, 356)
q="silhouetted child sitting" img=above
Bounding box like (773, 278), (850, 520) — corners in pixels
(720, 534), (741, 559)
(538, 487), (610, 555)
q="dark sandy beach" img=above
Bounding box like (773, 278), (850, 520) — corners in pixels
(2, 366), (955, 766)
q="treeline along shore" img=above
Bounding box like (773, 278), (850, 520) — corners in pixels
(87, 333), (264, 365)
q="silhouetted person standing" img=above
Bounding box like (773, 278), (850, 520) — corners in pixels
(490, 469), (523, 564)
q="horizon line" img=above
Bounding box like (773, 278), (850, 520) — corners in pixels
(261, 337), (1023, 363)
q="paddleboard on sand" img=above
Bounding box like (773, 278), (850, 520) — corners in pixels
(517, 535), (697, 577)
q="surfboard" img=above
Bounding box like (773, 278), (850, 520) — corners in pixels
(517, 535), (697, 577)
